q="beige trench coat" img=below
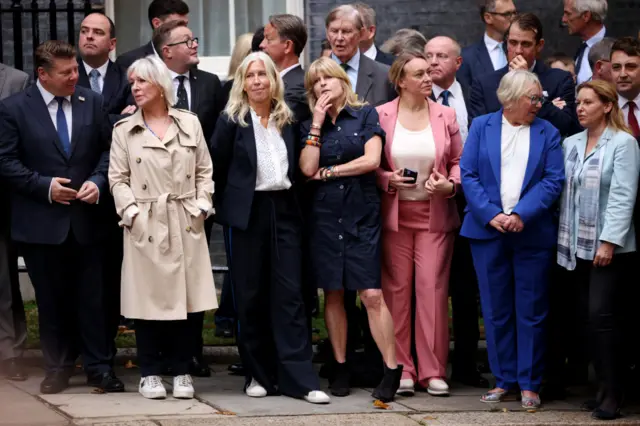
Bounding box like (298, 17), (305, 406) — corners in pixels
(108, 108), (218, 320)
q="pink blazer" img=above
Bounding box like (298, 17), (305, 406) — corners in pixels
(376, 97), (462, 233)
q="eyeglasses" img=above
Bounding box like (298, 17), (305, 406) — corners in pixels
(488, 11), (518, 19)
(525, 94), (546, 105)
(167, 37), (198, 49)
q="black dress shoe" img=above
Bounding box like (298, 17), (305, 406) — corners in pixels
(592, 407), (621, 420)
(87, 371), (125, 393)
(2, 358), (27, 381)
(228, 363), (245, 376)
(40, 372), (70, 394)
(214, 323), (234, 338)
(451, 371), (490, 388)
(189, 357), (211, 377)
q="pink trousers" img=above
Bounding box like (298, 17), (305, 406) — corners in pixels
(381, 201), (454, 384)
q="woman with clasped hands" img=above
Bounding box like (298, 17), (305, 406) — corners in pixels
(376, 50), (462, 397)
(460, 70), (565, 408)
(108, 56), (217, 400)
(556, 80), (640, 421)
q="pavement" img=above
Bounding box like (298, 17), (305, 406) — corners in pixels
(3, 359), (640, 426)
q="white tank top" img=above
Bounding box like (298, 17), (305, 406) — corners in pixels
(391, 120), (436, 201)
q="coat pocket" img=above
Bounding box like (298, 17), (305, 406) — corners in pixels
(128, 209), (146, 243)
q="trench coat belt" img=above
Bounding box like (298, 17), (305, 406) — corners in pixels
(136, 189), (197, 254)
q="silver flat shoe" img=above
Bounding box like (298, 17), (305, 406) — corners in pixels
(480, 389), (509, 403)
(521, 393), (541, 409)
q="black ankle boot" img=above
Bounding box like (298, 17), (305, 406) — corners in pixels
(372, 364), (403, 402)
(330, 361), (351, 397)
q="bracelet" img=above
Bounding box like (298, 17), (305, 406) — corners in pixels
(306, 134), (321, 147)
(311, 123), (322, 130)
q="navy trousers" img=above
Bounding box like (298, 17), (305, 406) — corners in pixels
(470, 236), (553, 392)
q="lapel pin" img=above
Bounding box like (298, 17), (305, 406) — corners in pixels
(79, 96), (86, 102)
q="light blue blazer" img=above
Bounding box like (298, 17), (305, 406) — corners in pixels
(562, 127), (640, 253)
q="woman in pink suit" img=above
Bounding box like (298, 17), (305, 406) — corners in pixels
(376, 50), (463, 397)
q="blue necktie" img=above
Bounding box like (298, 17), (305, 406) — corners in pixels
(89, 69), (101, 93)
(55, 97), (71, 155)
(440, 90), (451, 107)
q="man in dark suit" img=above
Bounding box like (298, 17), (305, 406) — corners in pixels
(469, 13), (581, 137)
(115, 0), (189, 70)
(353, 2), (395, 66)
(153, 19), (223, 377)
(0, 63), (29, 382)
(0, 41), (123, 394)
(458, 0), (517, 91)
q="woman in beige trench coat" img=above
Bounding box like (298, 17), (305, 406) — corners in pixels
(108, 56), (217, 401)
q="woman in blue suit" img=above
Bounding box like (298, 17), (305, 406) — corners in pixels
(460, 70), (565, 408)
(557, 80), (640, 421)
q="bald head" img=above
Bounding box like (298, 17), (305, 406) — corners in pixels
(425, 36), (462, 89)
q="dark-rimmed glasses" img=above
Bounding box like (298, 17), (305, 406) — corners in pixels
(167, 37), (198, 49)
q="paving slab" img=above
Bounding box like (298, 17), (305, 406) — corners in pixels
(0, 381), (69, 426)
(158, 413), (420, 426)
(410, 411), (640, 425)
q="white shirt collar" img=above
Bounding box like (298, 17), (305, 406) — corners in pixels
(618, 92), (640, 109)
(82, 60), (109, 79)
(484, 32), (503, 51)
(36, 80), (70, 105)
(331, 49), (361, 71)
(530, 60), (537, 72)
(169, 69), (190, 81)
(586, 25), (606, 47)
(432, 79), (463, 100)
(280, 62), (301, 78)
(362, 44), (377, 60)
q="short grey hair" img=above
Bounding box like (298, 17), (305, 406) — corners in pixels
(588, 37), (615, 68)
(573, 0), (608, 22)
(380, 28), (428, 56)
(352, 2), (376, 28)
(325, 5), (364, 31)
(497, 70), (542, 107)
(127, 55), (176, 107)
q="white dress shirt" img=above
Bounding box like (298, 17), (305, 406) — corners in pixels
(280, 62), (301, 78)
(251, 108), (292, 191)
(169, 69), (191, 110)
(432, 80), (469, 144)
(619, 93), (640, 128)
(500, 116), (530, 214)
(362, 44), (377, 61)
(391, 121), (436, 201)
(82, 60), (109, 92)
(37, 80), (72, 140)
(576, 26), (606, 85)
(484, 33), (508, 70)
(331, 50), (360, 91)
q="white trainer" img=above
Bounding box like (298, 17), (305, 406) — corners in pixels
(172, 374), (195, 399)
(427, 378), (450, 396)
(139, 375), (167, 399)
(246, 378), (267, 398)
(397, 378), (415, 396)
(304, 390), (331, 404)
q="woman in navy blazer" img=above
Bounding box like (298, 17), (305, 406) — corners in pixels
(460, 70), (565, 408)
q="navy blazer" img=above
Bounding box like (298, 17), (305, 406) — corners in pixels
(457, 40), (496, 94)
(210, 112), (300, 230)
(374, 48), (395, 66)
(77, 58), (133, 125)
(0, 85), (111, 245)
(469, 62), (581, 137)
(460, 111), (565, 248)
(115, 41), (155, 71)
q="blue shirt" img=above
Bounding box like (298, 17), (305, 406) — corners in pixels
(331, 51), (360, 92)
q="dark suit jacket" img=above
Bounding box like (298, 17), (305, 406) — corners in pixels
(115, 41), (155, 71)
(469, 62), (581, 137)
(457, 40), (496, 93)
(374, 47), (394, 66)
(282, 65), (310, 123)
(187, 69), (224, 143)
(77, 58), (133, 124)
(0, 85), (111, 245)
(356, 54), (396, 107)
(210, 113), (300, 230)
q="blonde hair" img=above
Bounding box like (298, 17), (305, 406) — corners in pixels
(227, 33), (254, 79)
(224, 51), (292, 132)
(127, 55), (176, 107)
(497, 70), (542, 108)
(577, 80), (633, 135)
(388, 50), (429, 94)
(304, 57), (366, 114)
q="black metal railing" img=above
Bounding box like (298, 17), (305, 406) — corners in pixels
(0, 0), (103, 71)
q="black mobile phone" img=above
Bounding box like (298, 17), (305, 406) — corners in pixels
(402, 168), (418, 184)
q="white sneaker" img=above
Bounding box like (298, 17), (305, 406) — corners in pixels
(246, 378), (267, 398)
(304, 390), (331, 404)
(172, 374), (194, 399)
(397, 378), (415, 396)
(139, 375), (167, 399)
(427, 378), (450, 396)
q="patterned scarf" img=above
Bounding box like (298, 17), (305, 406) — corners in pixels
(557, 133), (607, 270)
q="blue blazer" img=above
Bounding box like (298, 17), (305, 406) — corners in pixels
(0, 85), (111, 245)
(460, 111), (565, 247)
(469, 62), (582, 137)
(562, 128), (640, 253)
(457, 40), (496, 95)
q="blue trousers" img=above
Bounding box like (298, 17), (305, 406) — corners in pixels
(469, 236), (552, 392)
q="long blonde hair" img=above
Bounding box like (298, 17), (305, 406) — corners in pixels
(304, 57), (366, 113)
(224, 52), (293, 132)
(577, 80), (632, 135)
(227, 33), (254, 79)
